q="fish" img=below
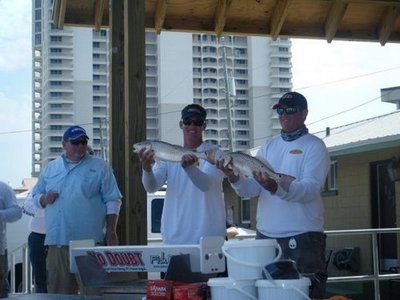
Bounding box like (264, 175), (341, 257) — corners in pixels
(133, 140), (216, 163)
(215, 151), (295, 189)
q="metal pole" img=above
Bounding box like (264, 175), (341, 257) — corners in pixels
(220, 37), (234, 152)
(372, 232), (381, 300)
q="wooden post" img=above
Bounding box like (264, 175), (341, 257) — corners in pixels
(123, 0), (147, 246)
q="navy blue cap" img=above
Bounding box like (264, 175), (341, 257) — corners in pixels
(63, 125), (89, 141)
(181, 104), (207, 121)
(272, 92), (308, 110)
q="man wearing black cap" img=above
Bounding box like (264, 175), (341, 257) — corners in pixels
(30, 125), (122, 295)
(138, 104), (226, 245)
(217, 92), (330, 298)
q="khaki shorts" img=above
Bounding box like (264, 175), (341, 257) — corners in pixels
(47, 246), (101, 295)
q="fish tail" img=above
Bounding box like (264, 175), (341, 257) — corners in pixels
(203, 148), (218, 164)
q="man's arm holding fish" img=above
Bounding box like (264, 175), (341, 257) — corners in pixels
(269, 141), (330, 203)
(138, 148), (167, 193)
(216, 158), (265, 198)
(181, 154), (215, 192)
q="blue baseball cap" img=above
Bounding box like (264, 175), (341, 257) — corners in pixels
(63, 125), (89, 141)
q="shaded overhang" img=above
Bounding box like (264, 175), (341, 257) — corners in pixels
(53, 0), (400, 45)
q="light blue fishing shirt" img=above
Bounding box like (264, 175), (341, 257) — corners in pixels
(32, 154), (122, 246)
(0, 181), (22, 255)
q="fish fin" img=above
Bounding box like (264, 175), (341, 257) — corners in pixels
(254, 155), (275, 171)
(240, 149), (253, 156)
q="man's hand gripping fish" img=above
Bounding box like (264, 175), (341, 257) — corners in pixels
(213, 151), (295, 191)
(133, 140), (217, 164)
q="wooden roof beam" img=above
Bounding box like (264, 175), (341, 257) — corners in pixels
(325, 0), (348, 43)
(154, 0), (168, 34)
(52, 0), (67, 29)
(378, 6), (400, 45)
(270, 0), (291, 40)
(94, 0), (107, 31)
(214, 0), (233, 37)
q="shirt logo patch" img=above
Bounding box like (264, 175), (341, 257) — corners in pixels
(290, 149), (303, 154)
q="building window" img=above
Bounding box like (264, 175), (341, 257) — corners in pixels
(241, 198), (250, 224)
(50, 59), (62, 64)
(50, 36), (62, 42)
(323, 160), (338, 196)
(328, 161), (338, 191)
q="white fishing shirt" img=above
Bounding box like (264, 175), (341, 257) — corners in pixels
(142, 142), (226, 245)
(231, 133), (330, 238)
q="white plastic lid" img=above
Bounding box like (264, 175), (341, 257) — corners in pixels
(255, 277), (311, 288)
(208, 277), (256, 288)
(223, 239), (278, 249)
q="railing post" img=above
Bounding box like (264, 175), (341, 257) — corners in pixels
(10, 253), (16, 293)
(372, 232), (381, 300)
(22, 245), (32, 293)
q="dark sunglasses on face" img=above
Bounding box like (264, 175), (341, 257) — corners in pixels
(182, 118), (204, 126)
(276, 106), (300, 115)
(70, 138), (88, 146)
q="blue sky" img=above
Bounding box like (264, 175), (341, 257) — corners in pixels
(1, 0), (400, 187)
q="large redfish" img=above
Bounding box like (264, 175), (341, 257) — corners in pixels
(214, 151), (295, 190)
(133, 140), (217, 163)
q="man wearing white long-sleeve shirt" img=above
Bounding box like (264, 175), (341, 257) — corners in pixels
(137, 104), (226, 245)
(217, 92), (330, 299)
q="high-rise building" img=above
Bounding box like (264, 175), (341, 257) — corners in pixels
(32, 1), (292, 176)
(32, 0), (110, 176)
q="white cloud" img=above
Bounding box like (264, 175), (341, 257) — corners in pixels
(291, 39), (400, 132)
(0, 92), (32, 187)
(0, 0), (31, 70)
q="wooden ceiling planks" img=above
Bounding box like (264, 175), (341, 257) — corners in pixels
(54, 0), (400, 45)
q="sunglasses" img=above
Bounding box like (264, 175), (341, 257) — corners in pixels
(276, 106), (300, 115)
(182, 118), (204, 126)
(70, 138), (88, 146)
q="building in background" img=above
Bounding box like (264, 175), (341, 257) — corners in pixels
(32, 0), (110, 176)
(32, 0), (292, 176)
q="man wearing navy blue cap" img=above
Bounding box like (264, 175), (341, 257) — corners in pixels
(30, 125), (122, 295)
(137, 103), (226, 247)
(217, 91), (330, 298)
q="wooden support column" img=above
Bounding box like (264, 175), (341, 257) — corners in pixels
(110, 0), (128, 243)
(123, 0), (147, 246)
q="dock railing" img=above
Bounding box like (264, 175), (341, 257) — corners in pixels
(8, 242), (32, 294)
(8, 227), (400, 299)
(325, 228), (400, 300)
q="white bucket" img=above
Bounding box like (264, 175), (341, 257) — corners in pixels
(207, 277), (257, 300)
(256, 278), (311, 300)
(222, 239), (282, 280)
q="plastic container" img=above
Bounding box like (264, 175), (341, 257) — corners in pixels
(222, 239), (282, 279)
(207, 277), (257, 300)
(256, 278), (311, 300)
